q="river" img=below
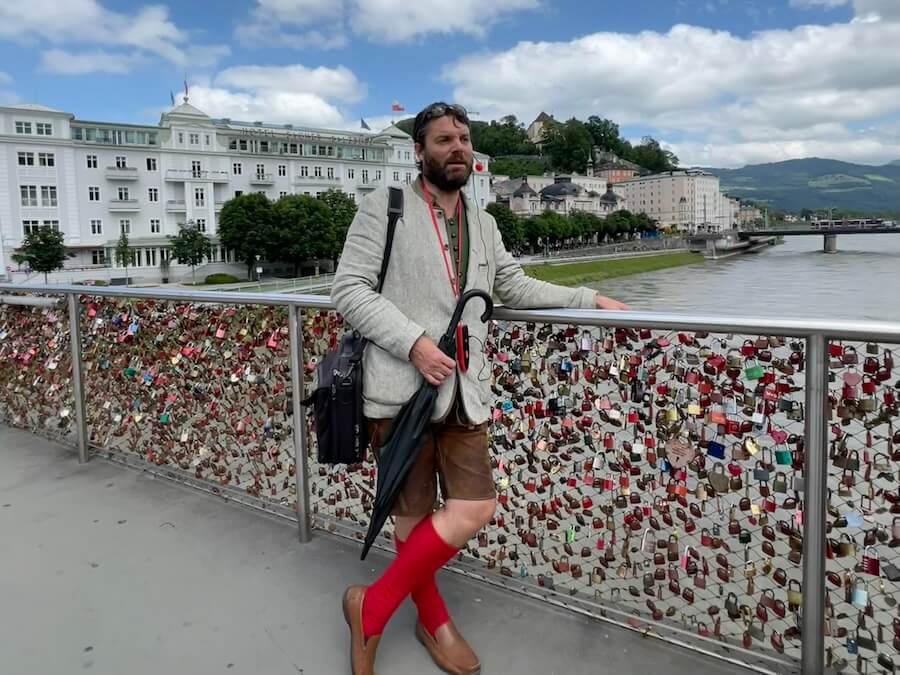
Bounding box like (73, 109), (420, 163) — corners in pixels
(589, 233), (900, 322)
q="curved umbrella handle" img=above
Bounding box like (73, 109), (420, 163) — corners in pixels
(447, 289), (493, 335)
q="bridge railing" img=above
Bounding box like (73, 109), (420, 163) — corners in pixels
(2, 282), (900, 675)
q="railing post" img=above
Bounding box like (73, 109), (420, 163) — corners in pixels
(288, 304), (312, 542)
(801, 333), (828, 675)
(67, 292), (89, 463)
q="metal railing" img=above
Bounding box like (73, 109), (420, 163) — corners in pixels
(210, 274), (336, 294)
(2, 282), (899, 675)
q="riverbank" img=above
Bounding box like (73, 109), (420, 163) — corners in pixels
(522, 251), (704, 285)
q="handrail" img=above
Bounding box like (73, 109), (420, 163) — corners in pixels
(2, 283), (900, 342)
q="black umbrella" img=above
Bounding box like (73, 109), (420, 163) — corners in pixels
(361, 289), (493, 560)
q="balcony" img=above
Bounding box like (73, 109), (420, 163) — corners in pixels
(105, 166), (139, 181)
(249, 173), (275, 185)
(2, 282), (899, 675)
(165, 200), (186, 212)
(108, 199), (140, 211)
(165, 169), (230, 183)
(293, 174), (341, 185)
(357, 179), (380, 191)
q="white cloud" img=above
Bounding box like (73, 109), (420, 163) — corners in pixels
(790, 0), (849, 8)
(237, 0), (540, 47)
(0, 71), (11, 86)
(442, 5), (900, 166)
(40, 49), (145, 75)
(215, 64), (364, 103)
(0, 1), (228, 73)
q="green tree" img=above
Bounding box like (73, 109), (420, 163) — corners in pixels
(114, 231), (135, 286)
(218, 193), (276, 279)
(585, 116), (623, 154)
(634, 212), (658, 234)
(542, 119), (594, 174)
(168, 220), (213, 285)
(18, 226), (67, 284)
(537, 209), (571, 244)
(522, 215), (548, 253)
(318, 189), (358, 264)
(272, 195), (336, 276)
(489, 156), (550, 177)
(486, 202), (524, 252)
(630, 137), (678, 173)
(470, 116), (537, 157)
(570, 210), (603, 244)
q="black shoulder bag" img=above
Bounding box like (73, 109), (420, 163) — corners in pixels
(302, 187), (403, 464)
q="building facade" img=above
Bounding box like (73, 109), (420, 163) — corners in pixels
(494, 175), (626, 217)
(618, 169), (731, 232)
(0, 101), (491, 282)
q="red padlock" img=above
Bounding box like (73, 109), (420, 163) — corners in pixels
(863, 547), (880, 575)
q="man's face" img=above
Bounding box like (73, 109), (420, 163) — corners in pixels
(416, 115), (473, 191)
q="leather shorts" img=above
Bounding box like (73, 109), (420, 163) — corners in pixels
(366, 394), (495, 517)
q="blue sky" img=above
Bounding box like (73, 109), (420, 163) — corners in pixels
(1, 0), (898, 168)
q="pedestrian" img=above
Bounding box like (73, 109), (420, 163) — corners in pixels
(331, 101), (628, 675)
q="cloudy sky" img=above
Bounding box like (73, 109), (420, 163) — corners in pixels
(1, 0), (899, 168)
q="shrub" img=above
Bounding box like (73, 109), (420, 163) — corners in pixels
(204, 273), (239, 284)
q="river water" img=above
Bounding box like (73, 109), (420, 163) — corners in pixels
(589, 234), (900, 322)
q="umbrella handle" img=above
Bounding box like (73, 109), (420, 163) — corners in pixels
(445, 290), (493, 338)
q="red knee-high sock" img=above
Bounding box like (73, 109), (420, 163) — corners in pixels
(362, 515), (457, 639)
(395, 532), (450, 637)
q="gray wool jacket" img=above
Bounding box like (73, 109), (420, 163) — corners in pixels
(330, 182), (598, 425)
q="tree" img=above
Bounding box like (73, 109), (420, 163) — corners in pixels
(522, 215), (548, 253)
(630, 136), (678, 173)
(570, 210), (603, 244)
(114, 231), (135, 286)
(272, 195), (336, 276)
(489, 156), (550, 177)
(486, 202), (524, 252)
(318, 189), (358, 264)
(470, 116), (537, 158)
(218, 193), (276, 279)
(542, 118), (594, 174)
(18, 227), (66, 284)
(168, 220), (213, 285)
(585, 116), (623, 154)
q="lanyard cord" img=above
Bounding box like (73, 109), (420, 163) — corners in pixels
(421, 179), (462, 298)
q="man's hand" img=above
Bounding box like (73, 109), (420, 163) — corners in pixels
(595, 293), (629, 310)
(410, 335), (456, 386)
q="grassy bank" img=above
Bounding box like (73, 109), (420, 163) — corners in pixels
(523, 251), (704, 286)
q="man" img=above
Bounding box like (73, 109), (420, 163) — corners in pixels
(331, 102), (627, 675)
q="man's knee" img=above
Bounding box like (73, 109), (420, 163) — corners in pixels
(448, 498), (496, 531)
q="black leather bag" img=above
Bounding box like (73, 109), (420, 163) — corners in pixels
(303, 187), (403, 464)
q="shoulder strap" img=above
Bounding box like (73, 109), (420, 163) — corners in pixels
(375, 187), (403, 293)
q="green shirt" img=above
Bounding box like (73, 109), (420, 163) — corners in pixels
(412, 176), (469, 294)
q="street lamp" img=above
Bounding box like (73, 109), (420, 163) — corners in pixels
(255, 254), (262, 285)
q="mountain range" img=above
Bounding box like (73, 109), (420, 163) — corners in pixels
(701, 158), (900, 214)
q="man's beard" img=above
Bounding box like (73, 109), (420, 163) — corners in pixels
(421, 152), (472, 191)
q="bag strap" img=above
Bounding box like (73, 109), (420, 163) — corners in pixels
(375, 187), (403, 293)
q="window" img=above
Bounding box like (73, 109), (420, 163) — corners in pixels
(120, 219), (131, 235)
(279, 191), (288, 198)
(146, 157), (157, 171)
(315, 191), (322, 198)
(91, 219), (103, 235)
(189, 133), (199, 145)
(18, 152), (35, 166)
(314, 166), (322, 178)
(115, 156), (127, 169)
(303, 191), (311, 196)
(192, 160), (202, 178)
(148, 188), (159, 202)
(234, 190), (243, 197)
(178, 132), (184, 144)
(348, 168), (355, 180)
(20, 185), (38, 207)
(92, 249), (105, 265)
(375, 170), (382, 181)
(22, 220), (39, 235)
(205, 134), (211, 146)
(300, 165), (308, 177)
(239, 139), (248, 151)
(15, 121), (33, 134)
(194, 187), (205, 207)
(36, 123), (52, 136)
(348, 193), (355, 203)
(196, 218), (207, 233)
(232, 162), (242, 175)
(405, 172), (412, 184)
(362, 169), (369, 183)
(256, 164), (265, 178)
(41, 186), (58, 207)
(144, 248), (157, 266)
(88, 187), (100, 201)
(86, 155), (98, 169)
(150, 219), (160, 234)
(393, 171), (400, 182)
(289, 143), (298, 154)
(327, 167), (334, 179)
(278, 164), (286, 177)
(260, 141), (269, 153)
(117, 187), (130, 201)
(38, 153), (55, 167)
(42, 220), (59, 231)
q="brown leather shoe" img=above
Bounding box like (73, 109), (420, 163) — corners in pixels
(415, 620), (481, 674)
(342, 585), (381, 675)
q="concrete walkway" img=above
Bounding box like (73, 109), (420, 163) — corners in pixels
(0, 425), (743, 675)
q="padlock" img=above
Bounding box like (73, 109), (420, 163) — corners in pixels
(862, 546), (880, 576)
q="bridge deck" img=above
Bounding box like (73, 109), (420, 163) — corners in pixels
(0, 426), (741, 675)
(741, 227), (900, 237)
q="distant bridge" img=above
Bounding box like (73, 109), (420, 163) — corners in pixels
(739, 225), (900, 253)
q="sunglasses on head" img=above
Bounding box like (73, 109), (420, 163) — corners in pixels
(421, 103), (469, 120)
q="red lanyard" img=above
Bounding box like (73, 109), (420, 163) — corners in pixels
(421, 179), (462, 298)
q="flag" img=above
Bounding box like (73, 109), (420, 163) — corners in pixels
(170, 91), (175, 106)
(184, 78), (189, 98)
(391, 101), (405, 112)
(360, 117), (371, 130)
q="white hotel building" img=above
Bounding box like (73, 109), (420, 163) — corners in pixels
(617, 169), (740, 233)
(0, 101), (491, 283)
